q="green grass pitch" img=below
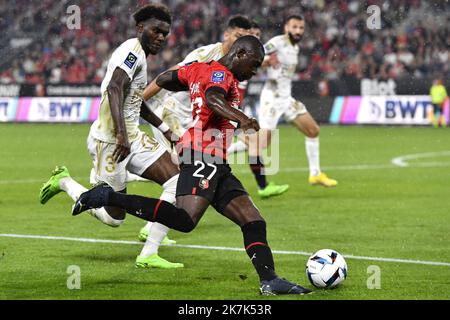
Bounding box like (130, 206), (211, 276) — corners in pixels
(0, 123), (449, 300)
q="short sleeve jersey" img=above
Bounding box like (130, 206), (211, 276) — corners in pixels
(91, 38), (147, 143)
(150, 43), (225, 114)
(264, 35), (299, 92)
(152, 42), (245, 114)
(176, 61), (240, 159)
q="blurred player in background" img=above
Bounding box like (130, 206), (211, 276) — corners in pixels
(429, 77), (448, 127)
(73, 36), (312, 295)
(39, 4), (183, 269)
(249, 20), (262, 39)
(257, 15), (337, 187)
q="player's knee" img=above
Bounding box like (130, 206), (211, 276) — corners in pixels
(260, 138), (270, 149)
(106, 217), (125, 228)
(305, 124), (320, 138)
(259, 131), (271, 149)
(175, 208), (196, 233)
(242, 208), (265, 226)
(94, 208), (125, 227)
(104, 210), (125, 227)
(241, 219), (267, 237)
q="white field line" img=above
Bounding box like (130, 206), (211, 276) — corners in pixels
(2, 160), (450, 185)
(245, 161), (450, 174)
(0, 233), (449, 267)
(391, 151), (450, 167)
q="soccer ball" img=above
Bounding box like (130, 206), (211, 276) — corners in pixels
(306, 249), (347, 288)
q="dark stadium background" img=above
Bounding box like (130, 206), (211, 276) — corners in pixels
(1, 0), (449, 103)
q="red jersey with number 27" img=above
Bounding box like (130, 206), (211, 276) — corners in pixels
(176, 61), (240, 159)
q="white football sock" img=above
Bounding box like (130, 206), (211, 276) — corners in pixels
(59, 177), (86, 201)
(59, 177), (123, 227)
(143, 221), (153, 232)
(139, 223), (170, 257)
(305, 137), (321, 177)
(227, 140), (248, 154)
(139, 174), (178, 257)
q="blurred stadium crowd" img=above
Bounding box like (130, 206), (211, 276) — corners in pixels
(0, 0), (448, 85)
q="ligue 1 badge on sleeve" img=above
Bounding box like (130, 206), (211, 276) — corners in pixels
(199, 178), (209, 190)
(211, 71), (225, 83)
(265, 42), (275, 52)
(124, 52), (137, 68)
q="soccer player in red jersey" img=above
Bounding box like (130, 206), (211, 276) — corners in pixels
(73, 36), (312, 295)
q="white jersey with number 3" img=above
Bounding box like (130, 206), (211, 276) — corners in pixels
(91, 38), (147, 143)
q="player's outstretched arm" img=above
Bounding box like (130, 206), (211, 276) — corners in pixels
(143, 64), (181, 101)
(107, 67), (131, 162)
(205, 87), (259, 132)
(140, 101), (179, 144)
(155, 69), (189, 92)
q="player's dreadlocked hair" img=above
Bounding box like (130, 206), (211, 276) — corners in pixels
(284, 14), (304, 25)
(226, 14), (252, 30)
(133, 3), (172, 26)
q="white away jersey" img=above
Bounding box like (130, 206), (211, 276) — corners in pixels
(179, 42), (224, 66)
(151, 43), (225, 115)
(91, 38), (147, 143)
(264, 35), (299, 94)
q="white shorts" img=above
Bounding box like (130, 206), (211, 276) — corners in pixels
(258, 87), (307, 130)
(87, 130), (166, 191)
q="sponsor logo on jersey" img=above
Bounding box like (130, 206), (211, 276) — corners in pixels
(265, 43), (275, 52)
(199, 178), (209, 190)
(124, 52), (137, 68)
(190, 82), (200, 95)
(211, 71), (225, 83)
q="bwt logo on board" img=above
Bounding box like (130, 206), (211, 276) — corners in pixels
(38, 101), (83, 118)
(385, 100), (431, 119)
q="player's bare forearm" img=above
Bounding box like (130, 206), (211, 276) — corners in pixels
(140, 101), (163, 127)
(205, 89), (259, 132)
(107, 67), (131, 161)
(205, 89), (245, 122)
(143, 79), (162, 101)
(107, 73), (129, 136)
(156, 70), (189, 92)
(140, 101), (179, 146)
(262, 53), (279, 68)
(144, 64), (182, 100)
